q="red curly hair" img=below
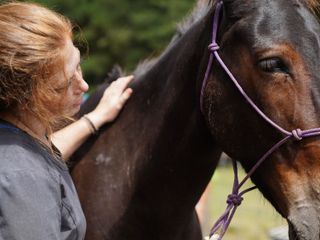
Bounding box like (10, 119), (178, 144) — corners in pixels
(0, 2), (74, 133)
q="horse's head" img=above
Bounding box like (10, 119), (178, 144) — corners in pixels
(203, 0), (320, 239)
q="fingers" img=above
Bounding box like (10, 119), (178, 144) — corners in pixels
(91, 75), (134, 124)
(102, 75), (133, 111)
(122, 87), (133, 102)
(123, 87), (133, 99)
(112, 75), (134, 92)
(115, 88), (132, 110)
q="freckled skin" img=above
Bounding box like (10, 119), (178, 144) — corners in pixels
(71, 1), (320, 240)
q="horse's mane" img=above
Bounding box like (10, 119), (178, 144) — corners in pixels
(130, 0), (212, 78)
(73, 0), (214, 166)
(175, 0), (211, 38)
(99, 1), (212, 80)
(106, 0), (320, 81)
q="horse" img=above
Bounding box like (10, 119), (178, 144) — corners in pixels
(71, 0), (320, 239)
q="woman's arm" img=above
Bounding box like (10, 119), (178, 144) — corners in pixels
(51, 76), (133, 160)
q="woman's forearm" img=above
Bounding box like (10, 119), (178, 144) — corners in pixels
(51, 116), (95, 160)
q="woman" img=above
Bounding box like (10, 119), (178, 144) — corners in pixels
(0, 2), (132, 239)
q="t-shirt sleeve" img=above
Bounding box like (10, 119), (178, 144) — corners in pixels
(0, 170), (61, 240)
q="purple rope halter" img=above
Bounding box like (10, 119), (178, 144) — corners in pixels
(200, 1), (320, 239)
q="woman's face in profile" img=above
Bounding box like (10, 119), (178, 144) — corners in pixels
(54, 39), (89, 116)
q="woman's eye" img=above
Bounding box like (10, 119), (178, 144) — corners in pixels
(54, 76), (74, 92)
(67, 75), (76, 86)
(258, 58), (290, 74)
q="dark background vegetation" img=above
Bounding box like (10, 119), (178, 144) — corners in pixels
(29, 0), (196, 85)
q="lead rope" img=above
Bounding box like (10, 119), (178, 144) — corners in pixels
(200, 1), (320, 240)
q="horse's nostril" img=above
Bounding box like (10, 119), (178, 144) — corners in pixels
(287, 214), (320, 240)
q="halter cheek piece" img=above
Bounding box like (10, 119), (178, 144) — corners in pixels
(200, 1), (320, 239)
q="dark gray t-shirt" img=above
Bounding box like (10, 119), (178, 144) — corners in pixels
(0, 121), (86, 240)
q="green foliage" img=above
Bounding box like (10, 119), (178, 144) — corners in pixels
(29, 0), (196, 83)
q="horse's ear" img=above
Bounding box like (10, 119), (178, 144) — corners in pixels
(222, 0), (248, 21)
(104, 65), (124, 84)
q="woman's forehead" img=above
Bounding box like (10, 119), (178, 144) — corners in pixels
(64, 39), (80, 77)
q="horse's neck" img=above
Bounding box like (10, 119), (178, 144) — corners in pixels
(74, 8), (220, 188)
(74, 5), (219, 201)
(134, 12), (213, 117)
(71, 9), (221, 237)
(112, 11), (220, 200)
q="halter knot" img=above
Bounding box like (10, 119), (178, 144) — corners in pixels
(292, 129), (303, 141)
(226, 194), (243, 206)
(208, 43), (220, 52)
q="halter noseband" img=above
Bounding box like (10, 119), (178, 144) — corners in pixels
(200, 1), (320, 239)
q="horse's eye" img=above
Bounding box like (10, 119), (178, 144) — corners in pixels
(258, 58), (290, 74)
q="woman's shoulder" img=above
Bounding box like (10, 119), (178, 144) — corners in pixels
(0, 128), (62, 179)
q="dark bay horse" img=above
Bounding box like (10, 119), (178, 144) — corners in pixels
(71, 0), (320, 239)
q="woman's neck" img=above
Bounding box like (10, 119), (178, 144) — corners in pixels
(0, 110), (49, 146)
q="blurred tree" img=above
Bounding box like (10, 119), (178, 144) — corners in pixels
(28, 0), (196, 84)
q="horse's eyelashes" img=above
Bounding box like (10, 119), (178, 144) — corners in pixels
(258, 58), (290, 75)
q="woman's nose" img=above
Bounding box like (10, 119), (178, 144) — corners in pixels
(78, 78), (89, 92)
(77, 67), (89, 92)
(74, 70), (89, 93)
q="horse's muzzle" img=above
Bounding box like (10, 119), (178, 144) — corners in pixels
(287, 208), (320, 240)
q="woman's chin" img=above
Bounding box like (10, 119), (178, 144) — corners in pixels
(72, 106), (81, 115)
(64, 105), (81, 117)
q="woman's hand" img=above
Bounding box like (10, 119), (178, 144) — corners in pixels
(86, 75), (133, 129)
(51, 75), (133, 159)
